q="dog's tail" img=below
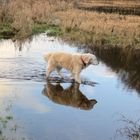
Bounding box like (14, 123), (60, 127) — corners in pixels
(43, 53), (52, 62)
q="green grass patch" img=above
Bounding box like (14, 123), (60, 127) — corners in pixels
(0, 23), (63, 39)
(32, 23), (49, 34)
(0, 25), (15, 39)
(32, 23), (63, 37)
(47, 26), (62, 36)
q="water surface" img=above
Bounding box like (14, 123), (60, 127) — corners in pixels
(0, 34), (140, 140)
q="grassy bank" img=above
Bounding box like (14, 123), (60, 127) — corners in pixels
(32, 23), (62, 36)
(0, 0), (140, 48)
(56, 9), (140, 48)
(0, 23), (62, 39)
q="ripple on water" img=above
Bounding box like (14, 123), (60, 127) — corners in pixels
(0, 56), (46, 82)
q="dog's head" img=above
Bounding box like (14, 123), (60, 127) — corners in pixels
(81, 53), (99, 65)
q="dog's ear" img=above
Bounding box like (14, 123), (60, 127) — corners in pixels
(82, 55), (91, 64)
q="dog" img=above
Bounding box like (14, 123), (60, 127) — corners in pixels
(42, 82), (97, 110)
(43, 52), (99, 83)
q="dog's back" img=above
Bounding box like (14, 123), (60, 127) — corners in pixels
(44, 52), (73, 62)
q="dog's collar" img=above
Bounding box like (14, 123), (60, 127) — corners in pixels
(81, 56), (86, 66)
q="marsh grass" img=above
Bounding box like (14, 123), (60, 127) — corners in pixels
(0, 0), (72, 39)
(56, 9), (140, 47)
(32, 23), (51, 34)
(0, 25), (13, 39)
(0, 0), (140, 47)
(79, 0), (140, 9)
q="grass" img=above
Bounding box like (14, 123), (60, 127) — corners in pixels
(46, 26), (62, 36)
(0, 25), (15, 39)
(79, 0), (140, 8)
(32, 23), (49, 34)
(56, 9), (140, 47)
(32, 23), (62, 36)
(0, 23), (63, 39)
(0, 0), (140, 48)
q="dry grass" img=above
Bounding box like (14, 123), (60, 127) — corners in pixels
(79, 0), (140, 8)
(0, 0), (73, 38)
(55, 9), (140, 47)
(0, 0), (140, 47)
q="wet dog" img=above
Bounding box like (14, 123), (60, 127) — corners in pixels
(43, 52), (99, 83)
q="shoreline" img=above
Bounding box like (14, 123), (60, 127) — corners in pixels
(0, 21), (140, 49)
(0, 0), (140, 49)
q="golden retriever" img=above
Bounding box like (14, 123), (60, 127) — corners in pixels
(42, 82), (97, 110)
(44, 52), (99, 83)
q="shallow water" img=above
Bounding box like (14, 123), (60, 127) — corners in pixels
(0, 34), (140, 140)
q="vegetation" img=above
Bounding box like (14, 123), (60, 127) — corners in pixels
(79, 0), (140, 15)
(32, 23), (62, 36)
(0, 98), (27, 140)
(56, 9), (140, 47)
(117, 115), (140, 140)
(0, 0), (140, 48)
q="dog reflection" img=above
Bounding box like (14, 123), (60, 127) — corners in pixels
(42, 82), (97, 110)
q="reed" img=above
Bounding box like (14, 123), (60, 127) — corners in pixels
(0, 0), (140, 47)
(56, 9), (140, 47)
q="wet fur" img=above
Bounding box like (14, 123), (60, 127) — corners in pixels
(43, 52), (99, 83)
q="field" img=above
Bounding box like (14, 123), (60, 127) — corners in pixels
(79, 0), (140, 15)
(0, 0), (140, 48)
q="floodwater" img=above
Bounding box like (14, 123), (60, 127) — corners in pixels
(0, 34), (140, 140)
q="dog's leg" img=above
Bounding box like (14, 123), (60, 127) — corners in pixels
(46, 62), (55, 79)
(74, 73), (81, 84)
(70, 72), (75, 80)
(73, 72), (81, 83)
(73, 67), (81, 84)
(46, 67), (53, 79)
(56, 66), (64, 79)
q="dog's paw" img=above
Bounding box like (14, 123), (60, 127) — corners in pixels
(70, 77), (74, 80)
(75, 80), (81, 84)
(45, 76), (49, 80)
